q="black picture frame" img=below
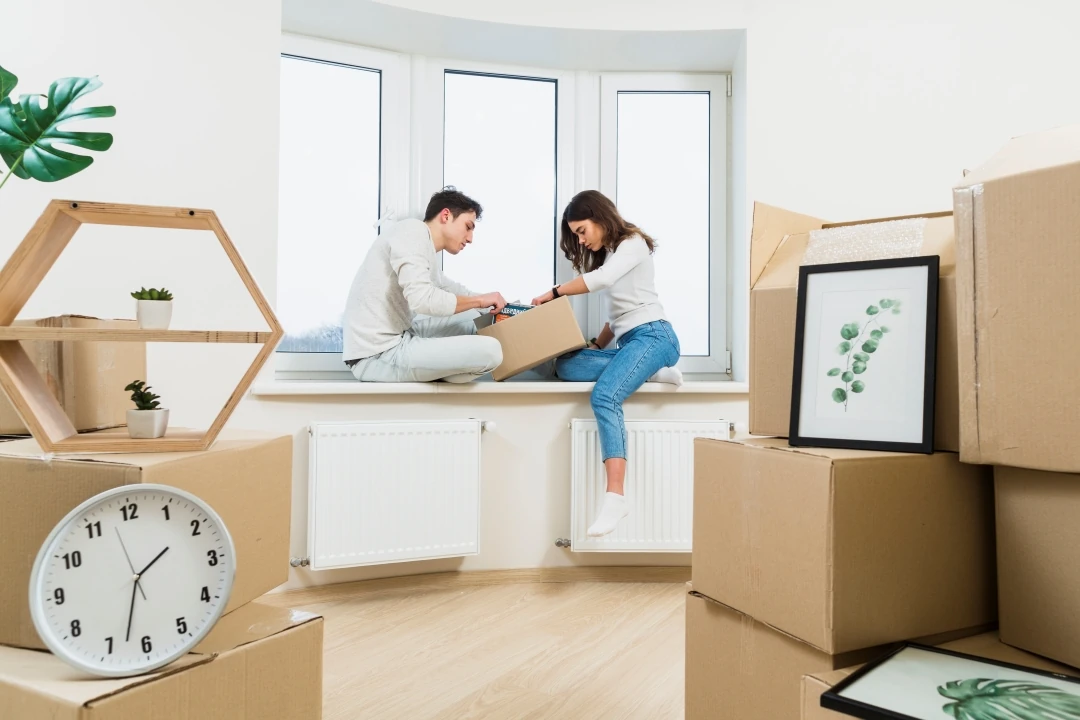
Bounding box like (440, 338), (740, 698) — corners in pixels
(789, 255), (939, 454)
(821, 641), (1080, 720)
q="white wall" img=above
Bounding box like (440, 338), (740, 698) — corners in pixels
(2, 0), (282, 433)
(9, 0), (1080, 590)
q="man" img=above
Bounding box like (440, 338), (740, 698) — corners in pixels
(343, 186), (507, 383)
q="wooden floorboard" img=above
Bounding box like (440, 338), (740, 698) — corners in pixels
(262, 579), (687, 719)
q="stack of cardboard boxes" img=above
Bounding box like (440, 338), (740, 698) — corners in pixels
(0, 322), (323, 718)
(689, 123), (1080, 718)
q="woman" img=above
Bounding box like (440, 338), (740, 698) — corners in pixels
(531, 190), (682, 538)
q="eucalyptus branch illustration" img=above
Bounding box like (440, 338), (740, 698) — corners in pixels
(938, 677), (1080, 719)
(826, 298), (902, 410)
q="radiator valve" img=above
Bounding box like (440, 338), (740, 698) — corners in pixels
(554, 538), (571, 548)
(290, 557), (310, 568)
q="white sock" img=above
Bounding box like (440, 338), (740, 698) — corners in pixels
(649, 367), (683, 386)
(587, 492), (629, 537)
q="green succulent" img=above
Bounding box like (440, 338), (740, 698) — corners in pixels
(131, 287), (173, 301)
(124, 380), (162, 411)
(0, 63), (115, 192)
(939, 677), (1080, 719)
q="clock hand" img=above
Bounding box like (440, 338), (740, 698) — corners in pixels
(115, 527), (146, 600)
(125, 575), (139, 642)
(136, 546), (169, 576)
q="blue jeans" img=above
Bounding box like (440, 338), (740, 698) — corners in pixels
(555, 320), (681, 461)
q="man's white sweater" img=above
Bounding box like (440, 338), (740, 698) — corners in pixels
(343, 219), (473, 362)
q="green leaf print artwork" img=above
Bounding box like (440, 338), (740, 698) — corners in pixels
(938, 677), (1080, 719)
(827, 298), (902, 410)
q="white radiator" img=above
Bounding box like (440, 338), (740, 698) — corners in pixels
(307, 419), (483, 570)
(570, 419), (730, 552)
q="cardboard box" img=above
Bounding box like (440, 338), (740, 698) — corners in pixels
(995, 465), (1080, 669)
(0, 600), (323, 719)
(801, 631), (1079, 720)
(748, 203), (960, 451)
(685, 590), (985, 720)
(954, 124), (1080, 472)
(0, 315), (147, 435)
(475, 296), (586, 381)
(0, 429), (292, 650)
(692, 437), (996, 654)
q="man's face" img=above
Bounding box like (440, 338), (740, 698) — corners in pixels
(440, 210), (476, 255)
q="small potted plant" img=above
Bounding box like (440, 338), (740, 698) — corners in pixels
(124, 380), (168, 439)
(131, 287), (173, 330)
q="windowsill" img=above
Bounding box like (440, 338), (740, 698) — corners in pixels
(250, 379), (749, 397)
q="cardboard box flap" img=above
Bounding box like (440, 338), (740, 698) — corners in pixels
(688, 591), (824, 653)
(0, 646), (210, 709)
(957, 123), (1080, 189)
(749, 202), (827, 289)
(0, 429), (289, 467)
(193, 601), (320, 655)
(695, 435), (917, 462)
(0, 602), (318, 710)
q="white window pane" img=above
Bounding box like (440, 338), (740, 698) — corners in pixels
(442, 72), (556, 304)
(278, 55), (380, 353)
(616, 92), (710, 356)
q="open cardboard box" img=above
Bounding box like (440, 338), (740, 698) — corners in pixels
(748, 204), (960, 451)
(0, 315), (147, 435)
(474, 296), (586, 381)
(0, 601), (323, 719)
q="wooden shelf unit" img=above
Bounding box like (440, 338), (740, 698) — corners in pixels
(0, 200), (284, 454)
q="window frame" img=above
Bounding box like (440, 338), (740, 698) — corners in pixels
(274, 35), (731, 381)
(597, 72), (729, 375)
(275, 34), (409, 377)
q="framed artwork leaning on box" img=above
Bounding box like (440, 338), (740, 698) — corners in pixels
(821, 642), (1080, 720)
(789, 255), (939, 453)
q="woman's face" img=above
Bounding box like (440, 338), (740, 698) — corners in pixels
(569, 219), (605, 253)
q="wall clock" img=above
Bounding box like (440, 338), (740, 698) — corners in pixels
(28, 484), (236, 677)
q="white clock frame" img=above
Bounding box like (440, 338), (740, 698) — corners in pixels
(28, 483), (237, 678)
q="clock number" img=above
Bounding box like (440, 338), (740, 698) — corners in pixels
(120, 503), (139, 521)
(54, 588), (65, 605)
(106, 636), (114, 654)
(62, 551), (82, 569)
(162, 504), (171, 521)
(70, 619), (81, 637)
(86, 521), (102, 539)
(207, 550), (219, 566)
(191, 519), (201, 536)
(201, 586), (211, 603)
(141, 636), (152, 653)
(176, 617), (188, 634)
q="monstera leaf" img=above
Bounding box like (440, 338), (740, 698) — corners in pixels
(939, 678), (1080, 719)
(0, 64), (115, 190)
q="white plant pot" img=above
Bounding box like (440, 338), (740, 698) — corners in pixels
(136, 299), (172, 330)
(127, 408), (169, 439)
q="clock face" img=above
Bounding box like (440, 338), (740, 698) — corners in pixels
(29, 484), (236, 677)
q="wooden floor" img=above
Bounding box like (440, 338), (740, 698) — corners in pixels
(263, 576), (687, 719)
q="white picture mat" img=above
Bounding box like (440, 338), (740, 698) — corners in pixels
(797, 264), (929, 444)
(838, 646), (1080, 718)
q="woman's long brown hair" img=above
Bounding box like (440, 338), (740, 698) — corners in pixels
(559, 190), (656, 274)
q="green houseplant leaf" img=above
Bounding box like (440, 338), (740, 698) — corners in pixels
(827, 368), (841, 377)
(851, 380), (865, 393)
(0, 73), (115, 190)
(831, 388), (847, 403)
(939, 677), (1080, 719)
(0, 65), (16, 104)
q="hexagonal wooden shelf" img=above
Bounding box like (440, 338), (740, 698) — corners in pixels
(0, 200), (283, 453)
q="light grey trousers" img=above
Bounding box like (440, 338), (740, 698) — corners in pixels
(350, 311), (503, 383)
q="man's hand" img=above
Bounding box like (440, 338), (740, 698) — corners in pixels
(531, 290), (555, 306)
(477, 292), (507, 314)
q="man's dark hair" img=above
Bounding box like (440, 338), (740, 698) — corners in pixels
(423, 186), (483, 222)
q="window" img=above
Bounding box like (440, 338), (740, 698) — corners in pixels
(277, 53), (380, 354)
(441, 72), (558, 303)
(275, 35), (729, 379)
(600, 74), (728, 374)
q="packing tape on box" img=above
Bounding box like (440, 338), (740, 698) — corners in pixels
(801, 217), (927, 267)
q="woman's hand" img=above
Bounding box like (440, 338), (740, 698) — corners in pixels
(531, 290), (555, 306)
